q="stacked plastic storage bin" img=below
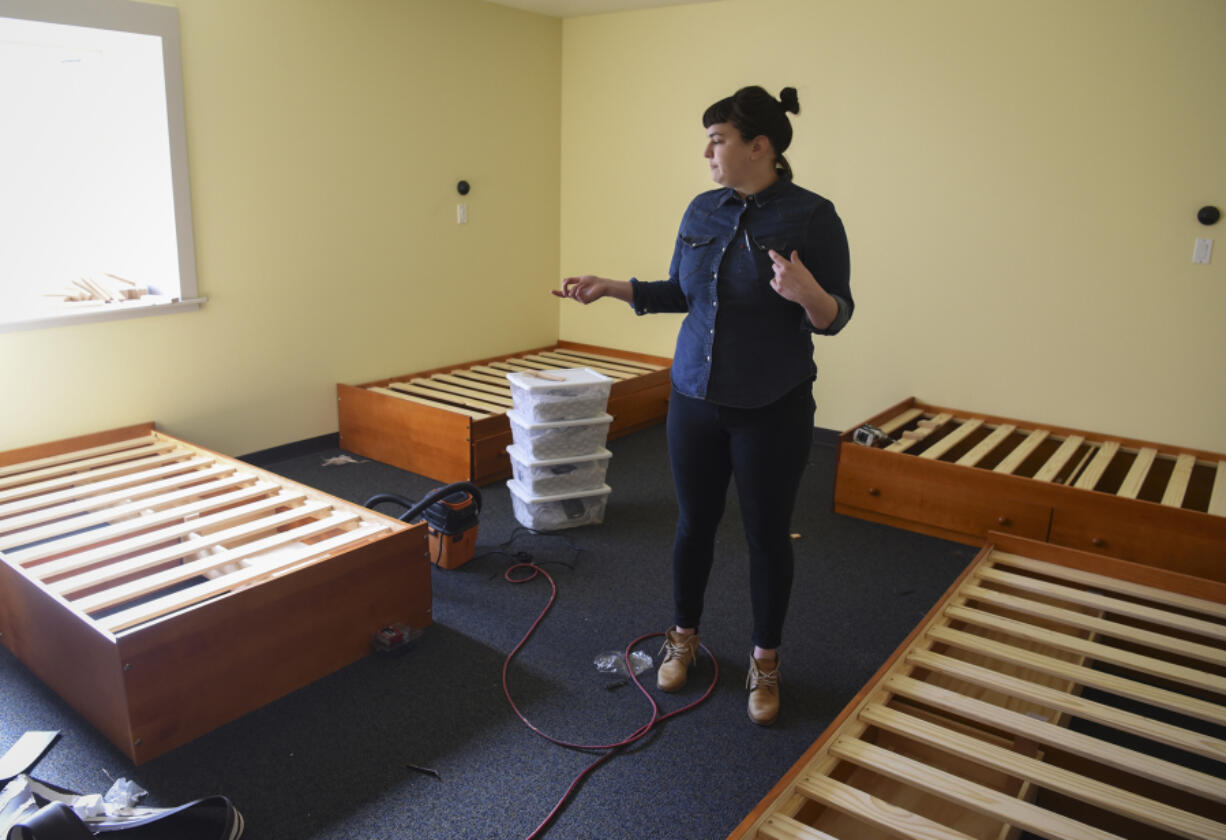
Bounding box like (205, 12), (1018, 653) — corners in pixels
(505, 368), (614, 530)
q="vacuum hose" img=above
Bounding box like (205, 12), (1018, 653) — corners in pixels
(363, 482), (483, 526)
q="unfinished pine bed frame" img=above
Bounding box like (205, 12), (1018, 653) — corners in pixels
(834, 397), (1226, 582)
(337, 341), (671, 484)
(729, 532), (1226, 840)
(0, 424), (429, 765)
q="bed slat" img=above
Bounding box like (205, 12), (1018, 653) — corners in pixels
(860, 704), (1224, 840)
(1031, 435), (1084, 482)
(97, 522), (389, 633)
(992, 429), (1049, 475)
(961, 583), (1226, 666)
(975, 565), (1226, 641)
(0, 456), (215, 521)
(956, 424), (1016, 467)
(491, 359), (555, 373)
(1116, 447), (1157, 499)
(368, 386), (488, 419)
(448, 369), (511, 389)
(987, 551), (1226, 620)
(0, 440), (171, 492)
(887, 674), (1226, 806)
(410, 378), (514, 407)
(547, 347), (664, 371)
(830, 737), (1125, 840)
(1072, 440), (1120, 489)
(0, 435), (158, 479)
(909, 648), (1226, 763)
(428, 373), (513, 400)
(388, 382), (507, 414)
(523, 353), (632, 379)
(73, 510), (362, 614)
(926, 624), (1226, 728)
(878, 407), (924, 437)
(24, 491), (310, 579)
(1209, 461), (1226, 517)
(0, 463), (243, 541)
(467, 365), (512, 382)
(48, 498), (333, 598)
(1161, 453), (1197, 507)
(920, 418), (983, 461)
(0, 476), (273, 556)
(0, 446), (188, 505)
(888, 413), (953, 453)
(794, 774), (977, 840)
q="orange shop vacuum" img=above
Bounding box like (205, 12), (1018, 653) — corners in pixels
(363, 482), (482, 570)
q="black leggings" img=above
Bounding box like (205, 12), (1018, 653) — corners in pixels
(666, 380), (815, 649)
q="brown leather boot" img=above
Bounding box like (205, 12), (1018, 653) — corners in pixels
(747, 653), (780, 726)
(656, 629), (700, 692)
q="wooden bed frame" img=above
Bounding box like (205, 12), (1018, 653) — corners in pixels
(0, 424), (429, 765)
(728, 532), (1226, 840)
(834, 397), (1226, 582)
(337, 341), (672, 485)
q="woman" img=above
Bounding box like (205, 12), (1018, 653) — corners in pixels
(553, 85), (852, 726)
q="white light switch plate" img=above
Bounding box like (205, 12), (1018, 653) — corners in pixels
(1193, 237), (1213, 264)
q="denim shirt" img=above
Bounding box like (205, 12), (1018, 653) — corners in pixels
(629, 178), (852, 408)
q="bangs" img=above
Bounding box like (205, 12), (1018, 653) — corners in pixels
(702, 96), (733, 128)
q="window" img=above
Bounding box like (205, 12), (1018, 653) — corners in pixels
(0, 0), (201, 332)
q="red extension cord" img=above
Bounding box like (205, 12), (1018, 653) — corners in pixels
(499, 562), (719, 840)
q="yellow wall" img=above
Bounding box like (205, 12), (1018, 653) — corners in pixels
(0, 0), (561, 455)
(4, 0), (1224, 458)
(559, 0), (1226, 451)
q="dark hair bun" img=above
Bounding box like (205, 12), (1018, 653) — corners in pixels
(779, 87), (800, 115)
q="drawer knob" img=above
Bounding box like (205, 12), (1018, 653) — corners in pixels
(1091, 537), (1106, 548)
(997, 516), (1011, 527)
(868, 487), (881, 497)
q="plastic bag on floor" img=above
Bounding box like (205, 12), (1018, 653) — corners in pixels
(593, 649), (653, 677)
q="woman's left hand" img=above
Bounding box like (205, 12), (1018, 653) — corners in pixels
(768, 249), (839, 329)
(767, 249), (816, 303)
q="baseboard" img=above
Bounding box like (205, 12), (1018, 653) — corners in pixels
(240, 432), (340, 466)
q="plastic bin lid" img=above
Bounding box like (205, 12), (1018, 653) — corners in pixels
(506, 479), (612, 504)
(506, 367), (613, 390)
(505, 409), (614, 429)
(506, 444), (612, 466)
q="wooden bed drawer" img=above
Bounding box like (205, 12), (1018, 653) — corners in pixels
(835, 397), (1226, 579)
(338, 341), (671, 485)
(0, 424), (429, 764)
(835, 444), (1052, 544)
(1049, 497), (1226, 581)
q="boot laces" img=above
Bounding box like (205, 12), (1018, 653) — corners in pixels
(747, 658), (780, 692)
(659, 634), (697, 666)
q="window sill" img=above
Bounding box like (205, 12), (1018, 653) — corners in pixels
(0, 297), (208, 334)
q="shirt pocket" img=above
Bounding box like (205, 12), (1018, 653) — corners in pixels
(678, 233), (717, 288)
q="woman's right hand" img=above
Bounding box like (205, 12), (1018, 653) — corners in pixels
(552, 275), (630, 304)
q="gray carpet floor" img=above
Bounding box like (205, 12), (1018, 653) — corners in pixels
(1, 424), (978, 839)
